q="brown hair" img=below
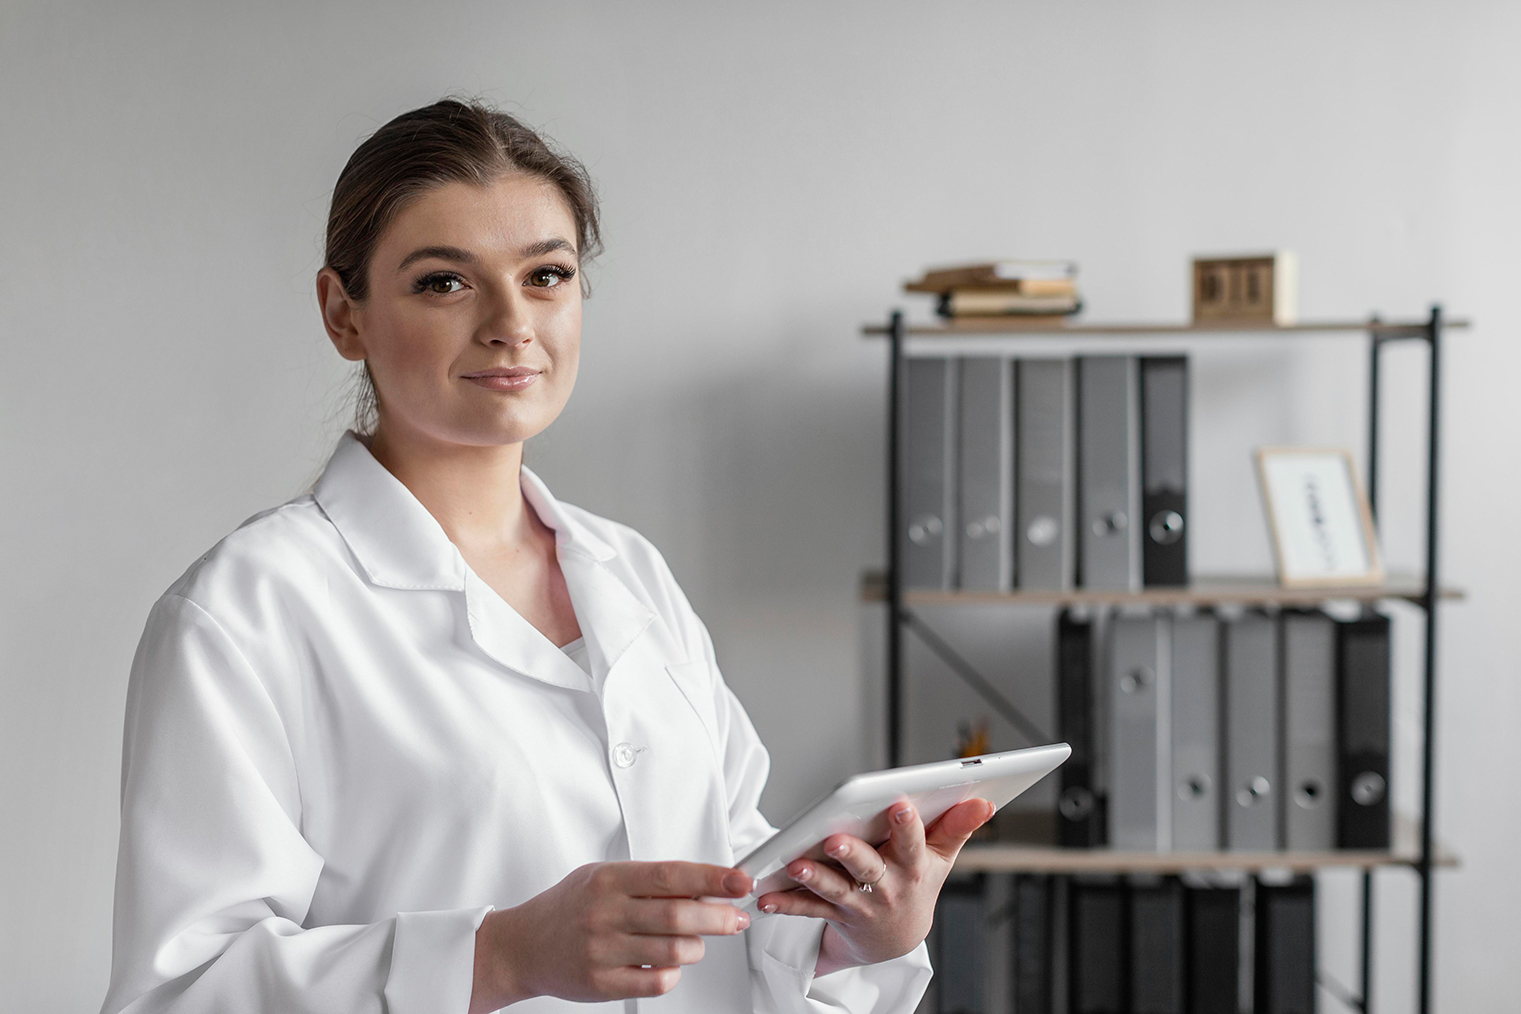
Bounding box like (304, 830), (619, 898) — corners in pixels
(324, 99), (601, 432)
(326, 98), (601, 299)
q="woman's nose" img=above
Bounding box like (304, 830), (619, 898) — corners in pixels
(478, 286), (533, 348)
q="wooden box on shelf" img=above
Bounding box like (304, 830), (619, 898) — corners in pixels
(1192, 252), (1296, 326)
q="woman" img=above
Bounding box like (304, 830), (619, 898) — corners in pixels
(101, 99), (993, 1014)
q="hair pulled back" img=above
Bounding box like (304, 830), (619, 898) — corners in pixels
(324, 98), (601, 301)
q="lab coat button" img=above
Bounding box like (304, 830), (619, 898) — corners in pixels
(613, 742), (639, 768)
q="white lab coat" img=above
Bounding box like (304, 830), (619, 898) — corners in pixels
(101, 433), (931, 1014)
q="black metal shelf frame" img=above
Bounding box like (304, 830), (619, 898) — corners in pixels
(878, 308), (1448, 1014)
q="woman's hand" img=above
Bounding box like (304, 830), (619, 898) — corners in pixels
(469, 861), (754, 1012)
(755, 797), (995, 976)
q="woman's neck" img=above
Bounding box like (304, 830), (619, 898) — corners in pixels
(366, 420), (536, 554)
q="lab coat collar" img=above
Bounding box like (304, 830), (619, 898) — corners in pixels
(313, 432), (466, 592)
(517, 466), (618, 564)
(312, 432), (652, 691)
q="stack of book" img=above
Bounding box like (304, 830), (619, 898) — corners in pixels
(904, 260), (1082, 321)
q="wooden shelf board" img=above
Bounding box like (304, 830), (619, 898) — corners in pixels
(953, 843), (1458, 875)
(954, 815), (1454, 874)
(862, 318), (1469, 338)
(858, 571), (1464, 608)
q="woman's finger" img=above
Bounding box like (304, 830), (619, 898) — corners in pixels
(590, 965), (684, 999)
(881, 799), (926, 868)
(925, 798), (996, 860)
(611, 931), (707, 969)
(623, 897), (750, 937)
(756, 886), (839, 921)
(612, 861), (752, 900)
(785, 859), (867, 911)
(821, 834), (888, 890)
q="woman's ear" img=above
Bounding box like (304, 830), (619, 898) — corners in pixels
(317, 268), (366, 362)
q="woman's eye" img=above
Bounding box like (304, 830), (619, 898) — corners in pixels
(527, 265), (575, 289)
(415, 273), (466, 295)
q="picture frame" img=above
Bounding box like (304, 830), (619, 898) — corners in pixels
(1255, 447), (1384, 587)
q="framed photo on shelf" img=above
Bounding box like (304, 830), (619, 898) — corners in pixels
(1256, 447), (1383, 587)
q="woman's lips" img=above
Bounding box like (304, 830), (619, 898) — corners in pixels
(461, 367), (541, 392)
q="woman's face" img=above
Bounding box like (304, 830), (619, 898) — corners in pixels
(321, 174), (583, 449)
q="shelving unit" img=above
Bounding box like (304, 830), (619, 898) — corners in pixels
(954, 815), (1457, 876)
(866, 309), (1468, 1014)
(861, 571), (1465, 610)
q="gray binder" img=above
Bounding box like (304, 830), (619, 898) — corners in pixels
(1223, 611), (1281, 850)
(1015, 358), (1074, 589)
(1171, 612), (1220, 851)
(1109, 612), (1168, 850)
(1078, 356), (1141, 590)
(957, 357), (1014, 591)
(902, 357), (957, 589)
(1283, 611), (1337, 850)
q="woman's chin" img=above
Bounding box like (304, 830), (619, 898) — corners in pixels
(439, 415), (559, 449)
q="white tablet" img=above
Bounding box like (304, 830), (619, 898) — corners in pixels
(736, 742), (1070, 908)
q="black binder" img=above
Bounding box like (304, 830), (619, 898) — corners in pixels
(1186, 885), (1241, 1014)
(1057, 609), (1106, 847)
(1336, 611), (1392, 848)
(934, 878), (986, 1014)
(1012, 875), (1054, 1013)
(1129, 878), (1185, 1014)
(1255, 877), (1317, 1014)
(1069, 879), (1126, 1014)
(1139, 356), (1189, 587)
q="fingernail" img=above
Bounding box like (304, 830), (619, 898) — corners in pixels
(827, 843), (848, 858)
(760, 901), (778, 914)
(736, 911), (751, 930)
(790, 865), (813, 883)
(894, 806), (913, 825)
(724, 871), (753, 895)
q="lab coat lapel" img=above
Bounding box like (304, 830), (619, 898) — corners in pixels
(462, 569), (593, 692)
(518, 468), (658, 690)
(555, 552), (656, 689)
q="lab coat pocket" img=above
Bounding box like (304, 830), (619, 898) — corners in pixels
(665, 660), (724, 769)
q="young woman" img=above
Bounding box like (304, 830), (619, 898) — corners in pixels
(100, 99), (993, 1014)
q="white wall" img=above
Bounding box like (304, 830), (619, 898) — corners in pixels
(2, 2), (1517, 1009)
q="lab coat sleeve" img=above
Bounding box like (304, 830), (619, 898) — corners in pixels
(694, 628), (933, 1014)
(100, 593), (491, 1014)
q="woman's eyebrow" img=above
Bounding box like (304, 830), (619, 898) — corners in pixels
(397, 245), (477, 271)
(519, 237), (577, 259)
(397, 239), (575, 271)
